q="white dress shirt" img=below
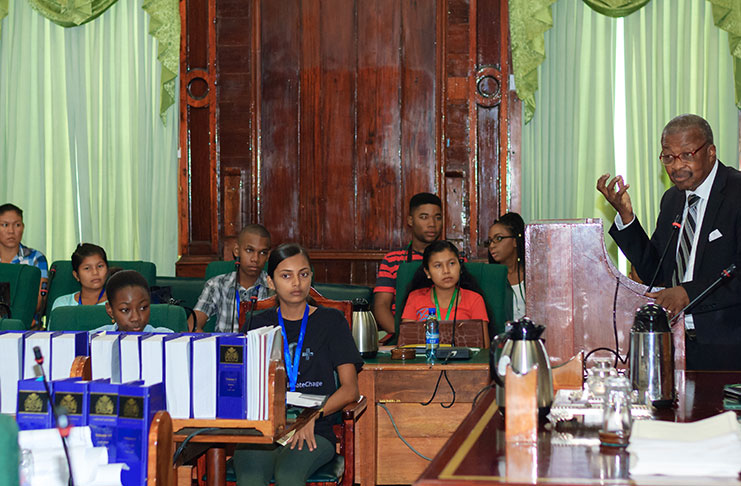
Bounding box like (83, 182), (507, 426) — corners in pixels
(614, 161), (719, 330)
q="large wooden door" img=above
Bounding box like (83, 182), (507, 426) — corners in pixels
(178, 0), (513, 284)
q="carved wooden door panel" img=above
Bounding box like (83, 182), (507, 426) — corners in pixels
(178, 0), (512, 282)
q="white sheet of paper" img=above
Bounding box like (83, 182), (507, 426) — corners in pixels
(0, 332), (24, 413)
(91, 333), (121, 382)
(140, 334), (167, 386)
(23, 332), (53, 379)
(51, 333), (81, 381)
(191, 336), (217, 419)
(119, 335), (142, 383)
(165, 335), (192, 418)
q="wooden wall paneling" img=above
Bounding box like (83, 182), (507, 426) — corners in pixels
(217, 0), (255, 239)
(356, 0), (402, 249)
(222, 167), (244, 238)
(400, 0), (439, 242)
(177, 0), (218, 276)
(260, 0), (301, 241)
(472, 0), (509, 259)
(304, 0), (356, 250)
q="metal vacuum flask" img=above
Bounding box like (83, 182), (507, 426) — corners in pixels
(351, 298), (378, 358)
(629, 304), (674, 408)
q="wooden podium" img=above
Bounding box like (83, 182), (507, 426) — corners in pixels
(525, 219), (685, 370)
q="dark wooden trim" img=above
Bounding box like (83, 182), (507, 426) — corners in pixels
(498, 0), (510, 214)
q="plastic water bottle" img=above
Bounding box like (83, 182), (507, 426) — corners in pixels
(425, 308), (440, 362)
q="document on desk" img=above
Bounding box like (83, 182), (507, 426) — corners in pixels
(245, 326), (280, 420)
(140, 334), (167, 386)
(164, 335), (192, 418)
(91, 333), (122, 382)
(628, 411), (741, 477)
(119, 334), (147, 383)
(24, 331), (54, 379)
(0, 331), (25, 413)
(51, 332), (88, 380)
(192, 335), (217, 419)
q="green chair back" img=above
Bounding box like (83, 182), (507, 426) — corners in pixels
(0, 318), (26, 331)
(205, 260), (239, 280)
(48, 304), (188, 332)
(47, 260), (157, 319)
(393, 261), (513, 343)
(154, 276), (205, 310)
(0, 262), (41, 329)
(0, 414), (19, 486)
(313, 282), (373, 305)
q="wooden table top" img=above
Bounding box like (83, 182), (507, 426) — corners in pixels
(362, 348), (489, 371)
(415, 371), (741, 486)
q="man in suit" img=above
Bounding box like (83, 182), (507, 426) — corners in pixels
(597, 114), (741, 370)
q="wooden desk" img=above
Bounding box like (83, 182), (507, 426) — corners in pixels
(416, 371), (741, 485)
(356, 351), (490, 485)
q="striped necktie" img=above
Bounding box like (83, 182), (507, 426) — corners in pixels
(673, 194), (700, 286)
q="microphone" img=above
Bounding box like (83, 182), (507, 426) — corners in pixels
(645, 214), (682, 294)
(230, 259), (240, 333)
(670, 264), (737, 325)
(243, 285), (261, 334)
(33, 347), (75, 486)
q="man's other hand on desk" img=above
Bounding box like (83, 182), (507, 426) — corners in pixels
(290, 417), (318, 451)
(646, 286), (690, 317)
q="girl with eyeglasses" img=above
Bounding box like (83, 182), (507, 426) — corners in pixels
(486, 212), (526, 320)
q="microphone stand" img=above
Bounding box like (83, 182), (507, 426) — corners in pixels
(669, 264), (737, 326)
(645, 214), (682, 294)
(33, 347), (75, 486)
(230, 260), (240, 333)
(243, 285), (261, 334)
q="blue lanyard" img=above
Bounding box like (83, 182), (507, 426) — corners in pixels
(277, 305), (309, 392)
(78, 288), (106, 305)
(235, 288), (241, 322)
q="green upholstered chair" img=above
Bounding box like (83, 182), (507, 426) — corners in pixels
(205, 260), (239, 280)
(0, 262), (41, 330)
(313, 283), (373, 306)
(154, 276), (205, 310)
(393, 261), (513, 344)
(46, 260), (157, 320)
(0, 414), (19, 486)
(48, 304), (188, 332)
(0, 318), (26, 331)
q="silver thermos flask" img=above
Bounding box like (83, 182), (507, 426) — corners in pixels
(629, 303), (674, 408)
(351, 298), (378, 358)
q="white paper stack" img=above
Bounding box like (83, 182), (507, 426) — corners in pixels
(246, 326), (280, 420)
(90, 333), (121, 382)
(628, 411), (741, 477)
(119, 335), (144, 383)
(0, 332), (25, 413)
(23, 332), (54, 379)
(165, 335), (192, 418)
(18, 426), (126, 486)
(140, 334), (167, 386)
(192, 336), (217, 419)
(51, 333), (84, 381)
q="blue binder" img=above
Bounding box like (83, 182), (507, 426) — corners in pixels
(88, 379), (119, 460)
(116, 381), (165, 486)
(216, 335), (247, 419)
(16, 378), (53, 430)
(52, 377), (87, 427)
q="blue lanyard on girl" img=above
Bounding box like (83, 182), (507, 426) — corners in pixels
(277, 305), (309, 392)
(78, 288), (106, 305)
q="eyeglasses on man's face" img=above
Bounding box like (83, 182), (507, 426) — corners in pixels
(659, 141), (708, 166)
(482, 235), (515, 246)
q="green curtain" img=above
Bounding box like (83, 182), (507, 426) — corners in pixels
(0, 0), (179, 275)
(521, 0), (617, 239)
(509, 0), (558, 124)
(583, 0), (650, 17)
(0, 0), (178, 120)
(708, 0), (741, 109)
(623, 0), (739, 237)
(25, 0), (117, 26)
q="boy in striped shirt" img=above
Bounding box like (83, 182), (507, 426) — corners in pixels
(372, 193), (442, 333)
